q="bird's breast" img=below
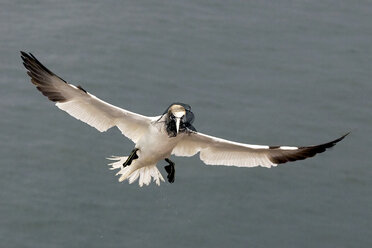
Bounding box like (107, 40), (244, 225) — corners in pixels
(136, 124), (182, 163)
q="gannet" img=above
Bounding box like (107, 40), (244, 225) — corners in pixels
(21, 52), (348, 187)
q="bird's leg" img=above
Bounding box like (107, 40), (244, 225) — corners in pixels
(164, 158), (175, 183)
(123, 148), (139, 167)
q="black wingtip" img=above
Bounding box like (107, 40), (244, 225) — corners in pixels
(20, 51), (30, 61)
(20, 51), (33, 60)
(343, 131), (351, 138)
(300, 132), (349, 149)
(330, 132), (350, 146)
(20, 51), (34, 65)
(269, 133), (349, 164)
(20, 51), (69, 102)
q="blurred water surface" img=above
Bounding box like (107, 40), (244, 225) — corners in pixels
(0, 0), (371, 247)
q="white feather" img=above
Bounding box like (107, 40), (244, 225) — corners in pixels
(172, 132), (277, 168)
(107, 156), (165, 187)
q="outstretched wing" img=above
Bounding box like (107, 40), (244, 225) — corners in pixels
(172, 131), (348, 167)
(21, 51), (154, 143)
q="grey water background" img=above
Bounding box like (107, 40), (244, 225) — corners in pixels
(0, 0), (371, 247)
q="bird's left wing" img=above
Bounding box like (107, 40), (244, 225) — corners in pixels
(21, 52), (154, 143)
(172, 131), (348, 167)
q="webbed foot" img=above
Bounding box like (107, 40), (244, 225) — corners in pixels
(123, 148), (139, 167)
(164, 158), (175, 183)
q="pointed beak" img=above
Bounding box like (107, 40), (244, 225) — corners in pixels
(175, 118), (181, 134)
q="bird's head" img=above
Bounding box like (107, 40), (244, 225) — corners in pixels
(164, 103), (196, 137)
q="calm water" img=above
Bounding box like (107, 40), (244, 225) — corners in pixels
(1, 0), (371, 247)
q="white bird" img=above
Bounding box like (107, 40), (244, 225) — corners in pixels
(21, 52), (348, 187)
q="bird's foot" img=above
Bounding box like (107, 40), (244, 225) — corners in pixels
(164, 158), (175, 183)
(123, 148), (139, 167)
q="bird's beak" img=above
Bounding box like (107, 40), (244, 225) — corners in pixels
(175, 118), (181, 134)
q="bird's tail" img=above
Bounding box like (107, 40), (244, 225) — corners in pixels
(107, 156), (165, 187)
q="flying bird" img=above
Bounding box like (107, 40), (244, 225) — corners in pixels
(21, 51), (348, 187)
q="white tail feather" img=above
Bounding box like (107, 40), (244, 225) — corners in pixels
(107, 156), (165, 187)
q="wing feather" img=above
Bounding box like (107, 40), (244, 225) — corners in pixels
(173, 132), (348, 168)
(21, 51), (152, 143)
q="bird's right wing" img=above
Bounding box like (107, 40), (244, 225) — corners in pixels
(172, 131), (348, 168)
(21, 51), (155, 143)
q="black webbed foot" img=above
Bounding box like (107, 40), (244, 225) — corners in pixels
(164, 158), (175, 183)
(123, 148), (139, 168)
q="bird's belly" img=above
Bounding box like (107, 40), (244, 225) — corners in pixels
(136, 126), (181, 164)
